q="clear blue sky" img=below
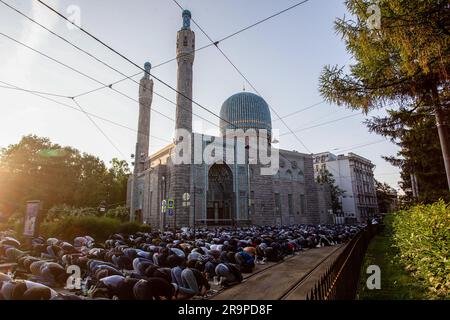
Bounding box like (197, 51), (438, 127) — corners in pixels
(0, 0), (401, 189)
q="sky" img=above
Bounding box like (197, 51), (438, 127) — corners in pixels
(0, 0), (401, 190)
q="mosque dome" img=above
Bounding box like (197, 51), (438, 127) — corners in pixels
(219, 92), (272, 137)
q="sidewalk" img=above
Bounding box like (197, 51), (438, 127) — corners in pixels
(212, 244), (344, 300)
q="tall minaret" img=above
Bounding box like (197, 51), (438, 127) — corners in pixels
(135, 62), (153, 173)
(175, 9), (195, 132)
(131, 62), (153, 222)
(168, 10), (195, 228)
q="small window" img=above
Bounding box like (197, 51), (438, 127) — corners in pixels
(274, 193), (281, 213)
(300, 194), (306, 215)
(288, 194), (293, 215)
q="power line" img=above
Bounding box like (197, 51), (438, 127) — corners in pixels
(35, 0), (316, 170)
(0, 31), (177, 125)
(36, 0), (314, 150)
(1, 1), (222, 129)
(4, 0), (319, 148)
(290, 108), (344, 129)
(172, 0), (313, 154)
(334, 139), (388, 153)
(171, 0), (317, 170)
(0, 82), (71, 98)
(36, 0), (224, 126)
(35, 0), (369, 163)
(34, 0), (279, 144)
(0, 0), (208, 102)
(0, 31), (105, 88)
(73, 41), (215, 98)
(273, 100), (326, 121)
(55, 0), (312, 99)
(0, 80), (171, 144)
(2, 1), (393, 174)
(72, 97), (126, 158)
(280, 112), (364, 137)
(174, 0), (311, 44)
(73, 72), (140, 98)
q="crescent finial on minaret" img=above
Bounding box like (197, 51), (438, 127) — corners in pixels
(182, 9), (191, 29)
(143, 62), (151, 80)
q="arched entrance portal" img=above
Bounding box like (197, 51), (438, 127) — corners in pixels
(207, 163), (234, 226)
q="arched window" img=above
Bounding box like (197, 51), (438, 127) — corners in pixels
(286, 169), (293, 180)
(275, 169), (281, 179)
(298, 170), (305, 183)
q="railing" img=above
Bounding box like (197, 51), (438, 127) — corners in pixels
(306, 224), (378, 300)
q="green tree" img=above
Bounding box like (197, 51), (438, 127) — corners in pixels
(0, 135), (80, 211)
(375, 179), (397, 213)
(72, 153), (109, 207)
(316, 168), (345, 213)
(0, 135), (129, 215)
(319, 0), (450, 195)
(366, 108), (449, 203)
(105, 158), (131, 206)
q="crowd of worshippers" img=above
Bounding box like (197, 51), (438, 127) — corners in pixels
(0, 224), (363, 300)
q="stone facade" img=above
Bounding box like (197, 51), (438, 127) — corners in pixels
(127, 10), (332, 228)
(128, 142), (332, 228)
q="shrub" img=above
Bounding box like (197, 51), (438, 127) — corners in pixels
(118, 221), (151, 234)
(391, 200), (450, 297)
(105, 206), (129, 222)
(45, 205), (98, 223)
(40, 216), (150, 242)
(45, 205), (130, 223)
(6, 211), (23, 226)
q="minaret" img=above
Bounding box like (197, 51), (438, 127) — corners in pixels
(130, 62), (153, 222)
(135, 62), (153, 173)
(175, 9), (195, 132)
(168, 10), (195, 228)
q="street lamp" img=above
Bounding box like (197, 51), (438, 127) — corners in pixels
(161, 176), (166, 231)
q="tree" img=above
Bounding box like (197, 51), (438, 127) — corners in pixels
(375, 179), (397, 213)
(366, 108), (449, 203)
(0, 135), (79, 211)
(0, 135), (129, 216)
(71, 153), (109, 207)
(319, 0), (450, 194)
(105, 158), (131, 206)
(317, 168), (345, 213)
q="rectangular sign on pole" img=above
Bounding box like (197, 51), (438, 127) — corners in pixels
(161, 200), (167, 213)
(23, 200), (41, 238)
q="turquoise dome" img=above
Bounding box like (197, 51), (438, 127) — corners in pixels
(220, 92), (272, 136)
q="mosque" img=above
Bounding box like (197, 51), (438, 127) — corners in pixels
(127, 10), (332, 229)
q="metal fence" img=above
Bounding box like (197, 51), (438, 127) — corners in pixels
(306, 225), (378, 300)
